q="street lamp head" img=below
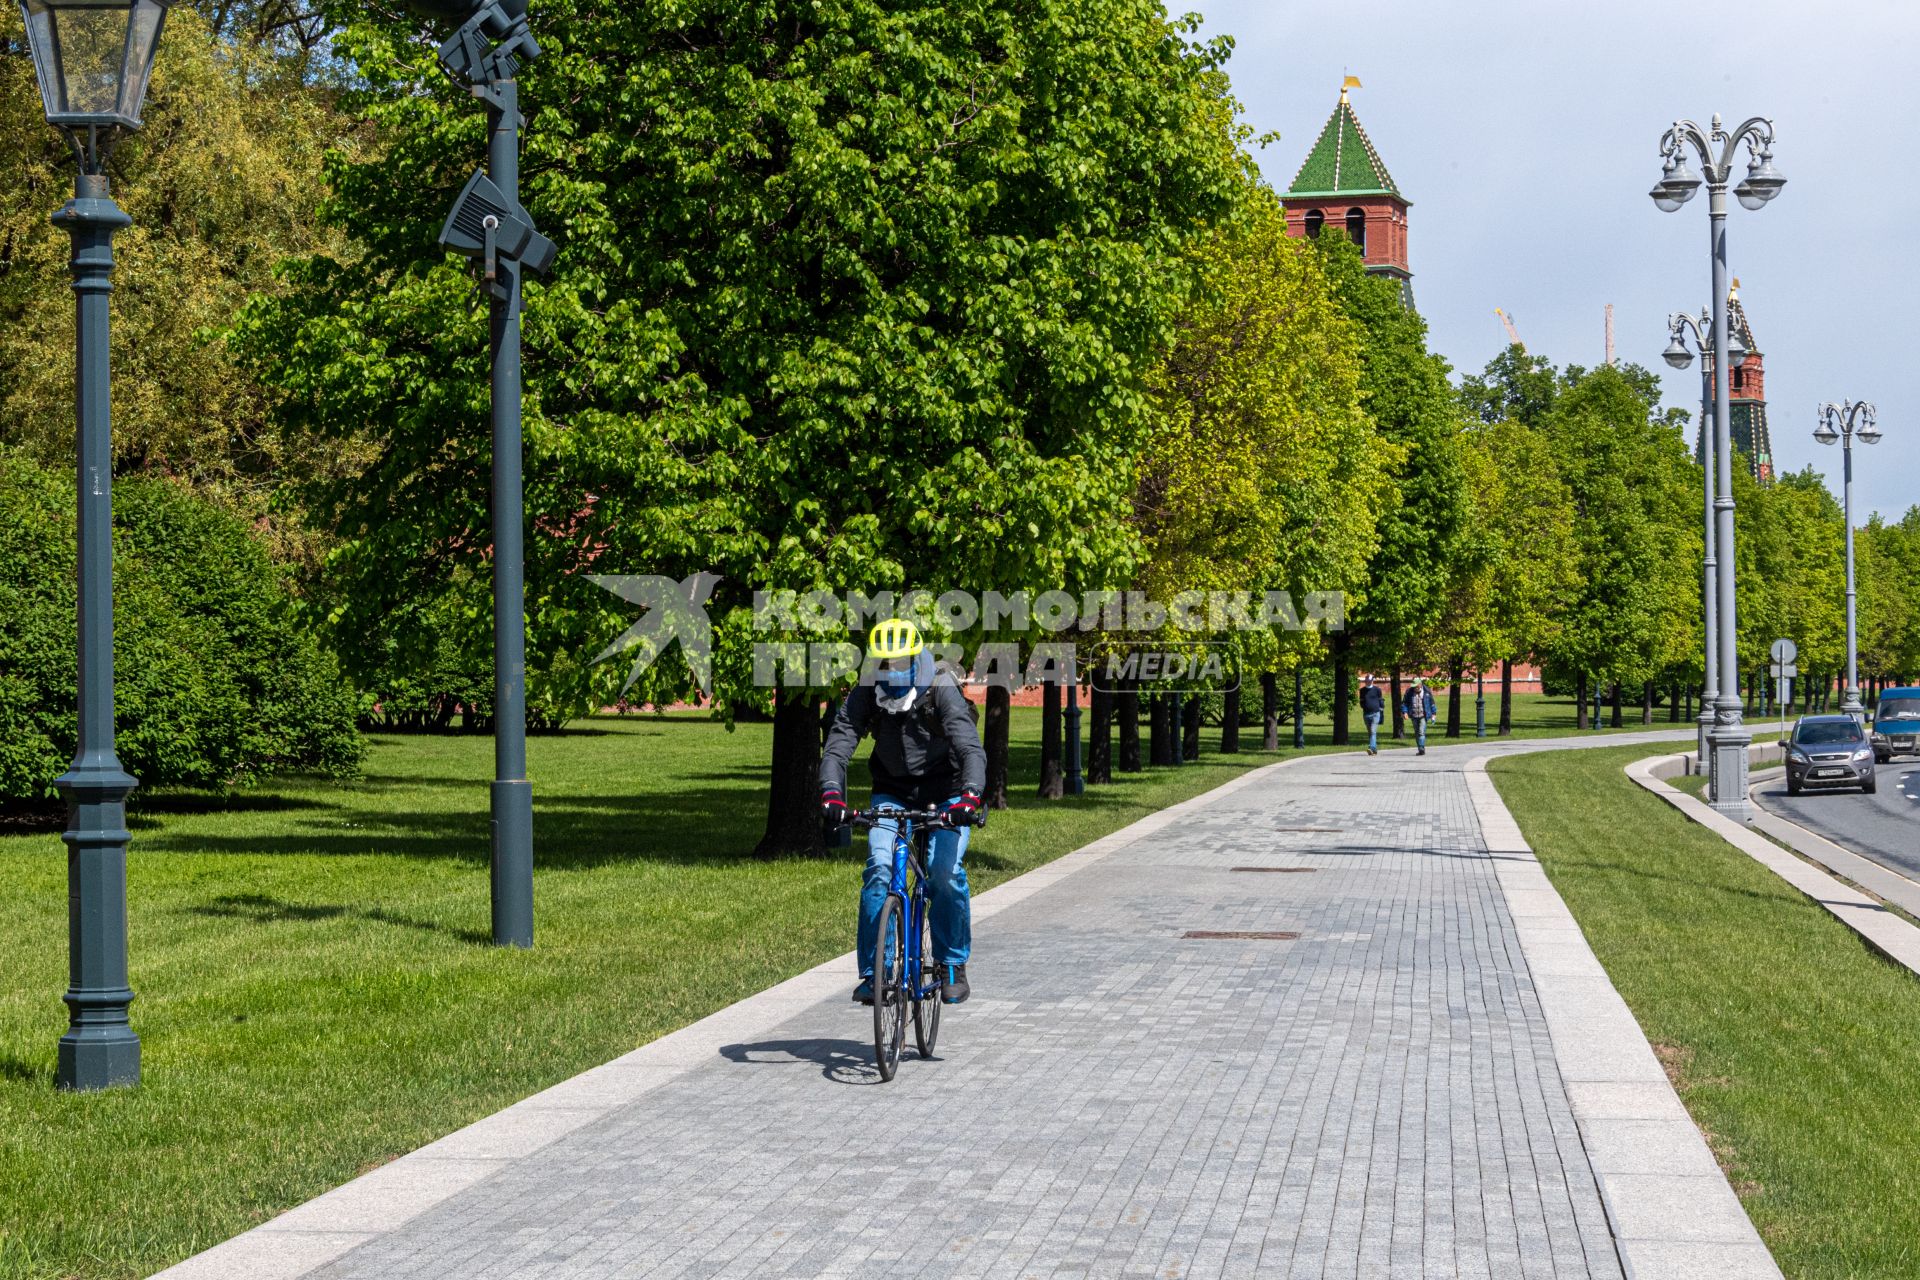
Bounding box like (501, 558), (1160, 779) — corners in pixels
(1727, 329), (1748, 368)
(1651, 149), (1702, 211)
(19, 0), (170, 144)
(1734, 150), (1786, 210)
(1857, 409), (1882, 445)
(1813, 416), (1839, 446)
(1661, 332), (1694, 369)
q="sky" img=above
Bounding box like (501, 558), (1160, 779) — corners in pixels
(1184, 0), (1918, 522)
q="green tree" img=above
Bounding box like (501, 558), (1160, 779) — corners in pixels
(233, 0), (1253, 852)
(1860, 510), (1920, 684)
(1133, 185), (1389, 669)
(1537, 363), (1698, 719)
(1423, 414), (1578, 733)
(0, 5), (360, 531)
(1309, 233), (1470, 737)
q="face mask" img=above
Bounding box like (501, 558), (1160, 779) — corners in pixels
(879, 666), (915, 696)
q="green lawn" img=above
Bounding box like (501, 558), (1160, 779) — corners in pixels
(1492, 744), (1920, 1279)
(0, 691), (1635, 1278)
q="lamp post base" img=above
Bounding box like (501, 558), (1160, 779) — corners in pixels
(57, 1023), (140, 1092)
(1708, 725), (1751, 819)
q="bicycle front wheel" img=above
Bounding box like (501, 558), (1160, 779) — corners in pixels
(872, 893), (907, 1081)
(912, 897), (941, 1059)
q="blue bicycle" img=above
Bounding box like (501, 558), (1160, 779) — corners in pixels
(850, 806), (949, 1081)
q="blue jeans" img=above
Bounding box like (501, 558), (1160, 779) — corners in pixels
(858, 793), (972, 975)
(1411, 716), (1428, 748)
(1364, 711), (1382, 751)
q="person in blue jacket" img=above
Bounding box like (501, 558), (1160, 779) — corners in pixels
(1402, 677), (1438, 755)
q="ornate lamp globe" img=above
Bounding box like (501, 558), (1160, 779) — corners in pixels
(1661, 333), (1693, 369)
(18, 0), (169, 138)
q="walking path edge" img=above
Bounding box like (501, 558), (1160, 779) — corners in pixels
(1467, 755), (1781, 1280)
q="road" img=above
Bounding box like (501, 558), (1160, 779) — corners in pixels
(1751, 757), (1920, 881)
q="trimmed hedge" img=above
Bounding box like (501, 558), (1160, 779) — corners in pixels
(0, 455), (363, 802)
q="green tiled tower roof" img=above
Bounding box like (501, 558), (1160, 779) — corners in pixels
(1286, 94), (1404, 200)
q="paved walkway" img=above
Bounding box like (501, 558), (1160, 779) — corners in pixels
(160, 731), (1772, 1280)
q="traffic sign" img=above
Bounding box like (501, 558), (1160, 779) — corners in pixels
(1769, 661), (1797, 679)
(1770, 637), (1798, 665)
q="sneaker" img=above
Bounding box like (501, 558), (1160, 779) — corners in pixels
(853, 978), (874, 1005)
(940, 963), (970, 1005)
(1417, 747), (1426, 756)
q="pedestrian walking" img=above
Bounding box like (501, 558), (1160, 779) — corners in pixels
(1403, 677), (1437, 755)
(1360, 675), (1385, 755)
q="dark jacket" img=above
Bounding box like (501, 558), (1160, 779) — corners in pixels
(1360, 685), (1385, 716)
(819, 673), (987, 806)
(1403, 686), (1437, 720)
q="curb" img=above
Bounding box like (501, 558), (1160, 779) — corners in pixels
(1466, 754), (1782, 1280)
(1627, 753), (1920, 979)
(1745, 775), (1920, 927)
(150, 751), (1316, 1280)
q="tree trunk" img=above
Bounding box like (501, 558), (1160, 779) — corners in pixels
(1261, 672), (1279, 751)
(1575, 672), (1589, 730)
(1331, 635), (1351, 746)
(1089, 684), (1113, 785)
(1038, 680), (1064, 798)
(1182, 694), (1201, 761)
(1149, 693), (1171, 765)
(1390, 667), (1405, 739)
(1609, 681), (1623, 728)
(1499, 659), (1513, 735)
(983, 684), (1011, 809)
(1220, 686), (1240, 754)
(754, 691), (825, 859)
(1119, 681), (1142, 772)
(1446, 659), (1463, 738)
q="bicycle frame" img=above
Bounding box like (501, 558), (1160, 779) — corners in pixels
(856, 807), (944, 1001)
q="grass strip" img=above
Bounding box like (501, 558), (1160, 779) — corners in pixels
(1491, 744), (1920, 1280)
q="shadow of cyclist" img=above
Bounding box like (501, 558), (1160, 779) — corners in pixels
(718, 1038), (890, 1085)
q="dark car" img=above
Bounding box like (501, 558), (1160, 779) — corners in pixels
(1871, 687), (1920, 764)
(1783, 714), (1876, 796)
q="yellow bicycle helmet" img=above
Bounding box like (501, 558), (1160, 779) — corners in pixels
(868, 618), (924, 661)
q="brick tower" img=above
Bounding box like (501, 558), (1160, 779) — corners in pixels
(1726, 280), (1773, 484)
(1281, 80), (1412, 304)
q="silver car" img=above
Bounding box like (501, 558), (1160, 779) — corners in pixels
(1871, 687), (1920, 763)
(1783, 714), (1877, 796)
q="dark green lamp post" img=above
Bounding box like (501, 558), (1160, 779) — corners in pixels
(19, 0), (171, 1091)
(405, 0), (550, 947)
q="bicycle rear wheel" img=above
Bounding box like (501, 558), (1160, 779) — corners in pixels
(912, 893), (941, 1059)
(872, 893), (907, 1081)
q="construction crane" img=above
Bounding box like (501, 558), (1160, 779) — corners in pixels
(1494, 308), (1523, 351)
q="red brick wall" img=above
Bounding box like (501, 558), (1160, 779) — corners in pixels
(1280, 194), (1410, 277)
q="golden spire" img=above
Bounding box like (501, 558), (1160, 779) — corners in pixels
(1340, 74), (1362, 104)
(1729, 276), (1741, 302)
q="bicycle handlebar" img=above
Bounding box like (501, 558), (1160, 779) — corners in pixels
(848, 807), (949, 828)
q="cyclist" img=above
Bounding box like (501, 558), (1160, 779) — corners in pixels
(820, 619), (986, 1006)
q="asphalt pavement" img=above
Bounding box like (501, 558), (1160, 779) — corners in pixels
(1750, 756), (1920, 880)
